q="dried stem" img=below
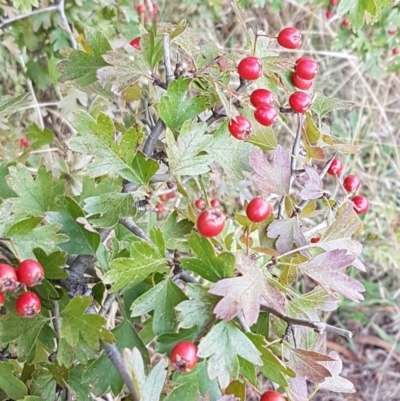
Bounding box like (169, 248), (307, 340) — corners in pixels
(0, 5), (58, 29)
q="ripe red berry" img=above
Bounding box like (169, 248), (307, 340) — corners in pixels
(277, 27), (302, 49)
(352, 195), (369, 215)
(16, 291), (41, 318)
(393, 47), (400, 55)
(170, 341), (198, 372)
(137, 4), (145, 14)
(295, 56), (319, 80)
(228, 116), (252, 140)
(325, 10), (334, 19)
(237, 57), (263, 81)
(250, 89), (275, 107)
(16, 259), (45, 287)
(130, 37), (141, 50)
(167, 191), (176, 200)
(0, 292), (4, 307)
(254, 104), (278, 126)
(343, 175), (361, 193)
(19, 138), (30, 148)
(0, 264), (18, 293)
(327, 158), (343, 176)
(310, 237), (320, 243)
(388, 28), (398, 35)
(197, 209), (226, 237)
(289, 92), (312, 113)
(330, 0), (338, 6)
(260, 391), (287, 401)
(155, 203), (164, 214)
(159, 194), (169, 202)
(194, 198), (206, 210)
(246, 197), (272, 223)
(342, 18), (350, 27)
(291, 73), (313, 90)
(210, 198), (220, 208)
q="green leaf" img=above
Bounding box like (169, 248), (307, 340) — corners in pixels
(159, 78), (209, 131)
(83, 192), (137, 228)
(155, 326), (199, 354)
(165, 361), (221, 401)
(6, 164), (64, 216)
(58, 27), (111, 88)
(0, 162), (17, 200)
(131, 278), (187, 335)
(83, 320), (149, 396)
(104, 238), (169, 291)
(311, 91), (354, 117)
(248, 333), (294, 387)
(166, 120), (214, 176)
(50, 27), (70, 51)
(30, 368), (57, 400)
(206, 121), (256, 180)
(160, 210), (194, 251)
(197, 321), (262, 388)
(46, 197), (100, 254)
(26, 123), (54, 148)
(60, 296), (115, 351)
(305, 112), (321, 143)
(0, 362), (27, 399)
(0, 93), (30, 115)
(67, 364), (92, 401)
(130, 151), (159, 185)
(181, 233), (235, 282)
(6, 217), (69, 260)
(140, 359), (167, 401)
(33, 249), (68, 279)
(176, 284), (219, 332)
(68, 111), (142, 182)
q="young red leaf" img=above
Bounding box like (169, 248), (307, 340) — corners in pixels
(319, 351), (356, 393)
(288, 347), (334, 383)
(299, 165), (324, 200)
(249, 145), (291, 196)
(209, 254), (286, 326)
(298, 249), (365, 302)
(267, 218), (309, 257)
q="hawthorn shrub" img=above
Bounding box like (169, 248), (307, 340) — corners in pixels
(0, 2), (371, 400)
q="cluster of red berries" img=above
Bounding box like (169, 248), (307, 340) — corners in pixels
(325, 0), (338, 20)
(228, 27), (315, 142)
(136, 1), (158, 23)
(195, 196), (272, 238)
(169, 341), (287, 400)
(0, 260), (44, 318)
(327, 158), (369, 215)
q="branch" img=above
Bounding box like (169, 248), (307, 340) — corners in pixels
(260, 302), (353, 339)
(101, 341), (139, 401)
(119, 217), (154, 245)
(0, 5), (58, 29)
(142, 119), (165, 158)
(57, 0), (77, 49)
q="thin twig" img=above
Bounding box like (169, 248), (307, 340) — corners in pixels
(260, 302), (353, 339)
(0, 5), (58, 29)
(163, 33), (174, 85)
(119, 217), (154, 245)
(142, 119), (166, 158)
(57, 0), (77, 49)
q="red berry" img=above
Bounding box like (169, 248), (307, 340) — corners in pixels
(393, 47), (400, 55)
(0, 292), (4, 307)
(388, 28), (398, 35)
(228, 116), (252, 140)
(277, 27), (302, 49)
(330, 0), (338, 6)
(210, 198), (220, 208)
(16, 259), (45, 287)
(246, 197), (272, 223)
(167, 191), (176, 200)
(197, 209), (226, 237)
(0, 264), (18, 293)
(325, 10), (334, 19)
(159, 194), (169, 203)
(260, 391), (287, 401)
(342, 18), (350, 27)
(327, 158), (343, 176)
(289, 92), (312, 113)
(295, 56), (319, 80)
(155, 203), (164, 214)
(254, 105), (278, 126)
(19, 138), (30, 148)
(352, 195), (369, 215)
(170, 341), (198, 372)
(152, 2), (158, 16)
(130, 37), (141, 50)
(310, 237), (320, 243)
(194, 198), (206, 210)
(237, 57), (263, 81)
(343, 175), (361, 193)
(137, 4), (145, 14)
(291, 73), (313, 90)
(16, 291), (41, 318)
(250, 89), (275, 107)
